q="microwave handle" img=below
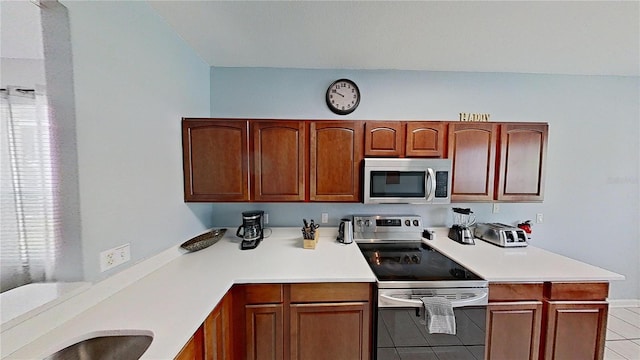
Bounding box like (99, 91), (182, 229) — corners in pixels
(425, 168), (435, 202)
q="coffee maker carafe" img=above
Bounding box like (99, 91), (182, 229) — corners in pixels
(236, 210), (264, 250)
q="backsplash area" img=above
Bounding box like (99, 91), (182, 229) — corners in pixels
(210, 202), (545, 230)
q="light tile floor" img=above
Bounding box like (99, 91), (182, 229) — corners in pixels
(605, 307), (640, 360)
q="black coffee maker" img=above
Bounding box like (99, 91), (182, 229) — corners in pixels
(236, 210), (264, 250)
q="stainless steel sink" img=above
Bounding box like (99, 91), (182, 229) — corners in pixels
(43, 333), (153, 360)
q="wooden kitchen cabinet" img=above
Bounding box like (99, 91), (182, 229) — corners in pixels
(448, 122), (548, 202)
(448, 122), (499, 201)
(405, 121), (447, 157)
(542, 282), (609, 360)
(289, 283), (372, 360)
(486, 302), (543, 360)
(251, 121), (306, 201)
(245, 304), (285, 360)
(364, 121), (446, 157)
(233, 284), (284, 360)
(364, 121), (404, 157)
(175, 325), (205, 360)
(496, 123), (548, 201)
(232, 283), (372, 360)
(204, 291), (232, 360)
(289, 302), (370, 360)
(182, 119), (249, 202)
(487, 282), (610, 360)
(486, 283), (544, 360)
(310, 121), (363, 202)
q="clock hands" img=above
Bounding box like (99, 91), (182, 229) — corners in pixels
(335, 91), (345, 98)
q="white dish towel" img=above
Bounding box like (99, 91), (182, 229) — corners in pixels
(419, 296), (456, 335)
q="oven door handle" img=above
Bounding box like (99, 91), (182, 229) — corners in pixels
(380, 292), (488, 308)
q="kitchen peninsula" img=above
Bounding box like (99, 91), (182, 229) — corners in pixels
(3, 228), (623, 360)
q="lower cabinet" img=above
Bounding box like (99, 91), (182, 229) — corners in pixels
(542, 282), (609, 360)
(290, 302), (370, 360)
(175, 325), (205, 360)
(236, 282), (372, 360)
(487, 282), (610, 360)
(485, 301), (543, 360)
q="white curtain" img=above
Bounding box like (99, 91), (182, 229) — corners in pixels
(1, 86), (59, 292)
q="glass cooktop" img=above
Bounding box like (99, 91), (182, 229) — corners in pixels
(357, 242), (483, 283)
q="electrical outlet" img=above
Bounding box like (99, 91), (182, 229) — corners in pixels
(321, 213), (329, 223)
(100, 243), (131, 272)
(536, 213), (544, 224)
(264, 213), (269, 224)
(492, 203), (500, 213)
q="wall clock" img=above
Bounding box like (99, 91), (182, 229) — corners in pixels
(326, 79), (360, 115)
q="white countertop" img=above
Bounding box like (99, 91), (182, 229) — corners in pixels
(423, 228), (625, 283)
(3, 226), (624, 359)
(4, 228), (375, 360)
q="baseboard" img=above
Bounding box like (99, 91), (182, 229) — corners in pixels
(608, 298), (640, 308)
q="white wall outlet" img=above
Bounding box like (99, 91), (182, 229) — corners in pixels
(536, 213), (544, 224)
(321, 213), (329, 223)
(492, 203), (500, 213)
(264, 213), (269, 224)
(100, 243), (131, 272)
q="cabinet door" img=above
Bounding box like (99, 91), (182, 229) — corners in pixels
(485, 301), (542, 360)
(175, 325), (205, 360)
(251, 121), (306, 201)
(204, 294), (231, 360)
(405, 122), (447, 157)
(364, 121), (404, 157)
(543, 301), (608, 360)
(182, 119), (249, 202)
(245, 304), (284, 360)
(289, 302), (370, 360)
(448, 123), (498, 201)
(497, 123), (548, 201)
(310, 121), (363, 202)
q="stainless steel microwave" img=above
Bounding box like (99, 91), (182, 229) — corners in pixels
(363, 158), (452, 204)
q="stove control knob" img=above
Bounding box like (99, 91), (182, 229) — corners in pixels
(403, 255), (411, 264)
(413, 220), (420, 226)
(405, 220), (410, 226)
(356, 219), (363, 226)
(411, 255), (420, 264)
(364, 219), (371, 227)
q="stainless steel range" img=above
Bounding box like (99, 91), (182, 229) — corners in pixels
(354, 215), (488, 360)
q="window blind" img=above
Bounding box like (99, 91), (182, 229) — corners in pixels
(1, 86), (59, 292)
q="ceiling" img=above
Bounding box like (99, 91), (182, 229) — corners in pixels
(2, 1), (638, 76)
(148, 0), (639, 76)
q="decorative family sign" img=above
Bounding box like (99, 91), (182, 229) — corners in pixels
(459, 113), (491, 122)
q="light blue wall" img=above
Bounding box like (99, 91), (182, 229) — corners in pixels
(211, 67), (640, 300)
(62, 1), (212, 282)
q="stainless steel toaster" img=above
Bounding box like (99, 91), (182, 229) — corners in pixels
(474, 223), (528, 247)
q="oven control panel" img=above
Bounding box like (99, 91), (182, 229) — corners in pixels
(353, 215), (423, 241)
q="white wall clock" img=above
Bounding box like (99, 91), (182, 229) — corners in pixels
(326, 79), (360, 115)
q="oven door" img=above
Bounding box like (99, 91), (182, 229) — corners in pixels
(376, 288), (488, 360)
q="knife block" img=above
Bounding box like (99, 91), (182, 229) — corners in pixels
(303, 230), (319, 249)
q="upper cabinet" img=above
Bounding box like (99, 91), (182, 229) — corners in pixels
(182, 118), (547, 203)
(251, 121), (306, 202)
(448, 122), (548, 202)
(405, 122), (447, 157)
(364, 121), (446, 158)
(182, 119), (249, 202)
(496, 123), (548, 201)
(449, 122), (499, 202)
(310, 121), (363, 202)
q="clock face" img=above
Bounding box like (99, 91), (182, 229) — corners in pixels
(326, 79), (360, 115)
